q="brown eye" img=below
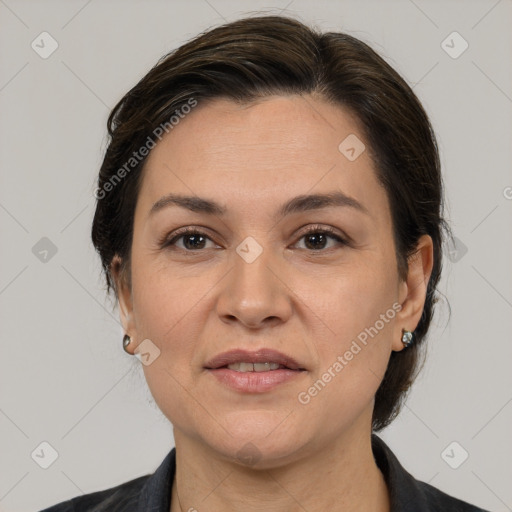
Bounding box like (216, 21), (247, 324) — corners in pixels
(175, 233), (209, 250)
(162, 228), (217, 251)
(294, 226), (348, 251)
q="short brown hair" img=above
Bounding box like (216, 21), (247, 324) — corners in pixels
(91, 14), (452, 431)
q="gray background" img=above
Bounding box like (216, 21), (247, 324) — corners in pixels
(1, 1), (511, 511)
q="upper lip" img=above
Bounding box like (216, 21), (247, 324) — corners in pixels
(204, 349), (305, 370)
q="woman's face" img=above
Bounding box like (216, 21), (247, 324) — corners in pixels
(116, 94), (431, 467)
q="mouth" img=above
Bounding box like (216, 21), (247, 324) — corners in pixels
(222, 362), (290, 372)
(204, 348), (306, 371)
(204, 348), (307, 393)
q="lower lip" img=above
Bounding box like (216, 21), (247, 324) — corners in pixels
(206, 368), (305, 393)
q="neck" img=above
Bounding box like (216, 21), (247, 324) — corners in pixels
(170, 427), (390, 512)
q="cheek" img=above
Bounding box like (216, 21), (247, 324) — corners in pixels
(129, 262), (209, 411)
(131, 254), (206, 339)
(309, 260), (398, 397)
(130, 257), (219, 363)
(319, 255), (397, 342)
(133, 267), (206, 429)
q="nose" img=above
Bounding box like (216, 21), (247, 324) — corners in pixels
(215, 241), (293, 330)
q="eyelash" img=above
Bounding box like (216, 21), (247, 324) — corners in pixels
(160, 225), (349, 253)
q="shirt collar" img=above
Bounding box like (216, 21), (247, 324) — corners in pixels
(138, 447), (174, 512)
(371, 433), (432, 511)
(137, 434), (437, 512)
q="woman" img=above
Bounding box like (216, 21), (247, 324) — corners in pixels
(40, 14), (490, 512)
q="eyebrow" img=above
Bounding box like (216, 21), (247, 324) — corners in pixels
(148, 191), (370, 219)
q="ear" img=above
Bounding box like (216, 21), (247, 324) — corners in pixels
(110, 255), (137, 353)
(392, 234), (434, 352)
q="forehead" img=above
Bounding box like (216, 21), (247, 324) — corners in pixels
(137, 95), (387, 222)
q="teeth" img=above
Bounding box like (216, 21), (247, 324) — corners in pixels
(238, 362), (255, 372)
(227, 362), (281, 372)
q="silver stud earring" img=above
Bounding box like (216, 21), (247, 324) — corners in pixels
(401, 329), (414, 348)
(123, 334), (132, 354)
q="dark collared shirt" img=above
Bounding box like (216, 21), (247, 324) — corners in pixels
(39, 434), (490, 511)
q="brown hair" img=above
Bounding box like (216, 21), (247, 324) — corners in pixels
(91, 14), (452, 431)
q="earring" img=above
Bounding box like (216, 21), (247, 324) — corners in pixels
(401, 329), (414, 348)
(123, 334), (133, 354)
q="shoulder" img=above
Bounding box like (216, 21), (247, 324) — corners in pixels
(38, 448), (176, 512)
(413, 478), (490, 511)
(371, 434), (490, 512)
(38, 474), (149, 512)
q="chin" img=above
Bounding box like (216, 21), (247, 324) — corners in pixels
(200, 410), (313, 469)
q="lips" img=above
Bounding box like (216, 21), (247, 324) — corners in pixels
(204, 348), (305, 371)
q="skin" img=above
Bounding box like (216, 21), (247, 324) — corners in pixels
(113, 94), (433, 512)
